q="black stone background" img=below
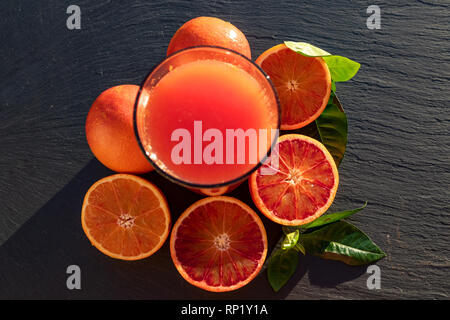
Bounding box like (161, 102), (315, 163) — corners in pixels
(0, 0), (448, 299)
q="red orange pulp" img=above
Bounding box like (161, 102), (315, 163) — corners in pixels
(250, 134), (339, 226)
(170, 196), (268, 292)
(256, 44), (331, 130)
(81, 174), (171, 260)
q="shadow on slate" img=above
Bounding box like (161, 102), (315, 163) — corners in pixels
(0, 158), (366, 299)
(305, 256), (366, 288)
(265, 254), (366, 298)
(0, 159), (279, 299)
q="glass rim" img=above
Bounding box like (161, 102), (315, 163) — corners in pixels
(133, 45), (281, 189)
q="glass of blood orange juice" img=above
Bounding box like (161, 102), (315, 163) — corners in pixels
(134, 46), (280, 195)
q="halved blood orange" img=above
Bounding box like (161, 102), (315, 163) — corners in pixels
(81, 174), (171, 260)
(170, 196), (267, 292)
(256, 43), (331, 130)
(249, 134), (338, 226)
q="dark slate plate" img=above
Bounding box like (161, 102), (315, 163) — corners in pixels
(1, 0), (449, 299)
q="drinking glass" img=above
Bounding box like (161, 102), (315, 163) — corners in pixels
(134, 46), (280, 195)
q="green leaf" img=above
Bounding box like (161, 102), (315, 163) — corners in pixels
(284, 41), (331, 57)
(281, 230), (299, 250)
(315, 96), (347, 166)
(282, 225), (297, 236)
(295, 242), (306, 255)
(322, 56), (361, 82)
(267, 249), (299, 292)
(302, 202), (368, 229)
(296, 94), (348, 166)
(299, 221), (386, 266)
(284, 41), (360, 82)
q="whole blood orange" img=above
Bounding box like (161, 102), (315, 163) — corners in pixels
(256, 44), (331, 130)
(170, 196), (267, 292)
(167, 16), (252, 59)
(85, 85), (153, 173)
(249, 134), (339, 226)
(81, 174), (171, 260)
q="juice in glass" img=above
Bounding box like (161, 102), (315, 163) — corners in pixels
(135, 46), (279, 192)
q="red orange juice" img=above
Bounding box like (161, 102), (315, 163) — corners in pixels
(135, 47), (279, 188)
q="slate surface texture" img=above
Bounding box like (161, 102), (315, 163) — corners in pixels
(0, 0), (448, 299)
